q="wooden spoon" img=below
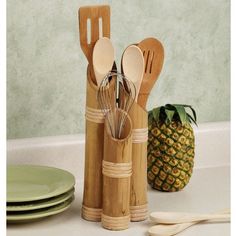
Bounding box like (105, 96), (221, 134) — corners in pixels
(148, 221), (210, 236)
(148, 218), (230, 236)
(78, 5), (110, 84)
(137, 38), (164, 109)
(93, 37), (114, 86)
(148, 209), (230, 236)
(150, 211), (230, 224)
(122, 45), (144, 101)
(149, 222), (193, 236)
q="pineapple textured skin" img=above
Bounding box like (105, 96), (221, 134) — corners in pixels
(147, 120), (195, 192)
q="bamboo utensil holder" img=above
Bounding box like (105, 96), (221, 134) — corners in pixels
(102, 109), (132, 230)
(81, 65), (104, 221)
(129, 102), (148, 221)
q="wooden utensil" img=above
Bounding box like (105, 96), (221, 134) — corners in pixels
(122, 44), (147, 221)
(93, 37), (114, 86)
(79, 5), (110, 84)
(137, 38), (164, 109)
(148, 209), (230, 236)
(150, 211), (230, 224)
(122, 45), (144, 101)
(148, 218), (230, 236)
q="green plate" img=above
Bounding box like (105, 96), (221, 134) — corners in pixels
(7, 165), (75, 202)
(7, 188), (75, 211)
(7, 196), (74, 223)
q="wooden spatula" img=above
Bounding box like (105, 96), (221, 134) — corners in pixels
(137, 38), (164, 109)
(78, 5), (110, 84)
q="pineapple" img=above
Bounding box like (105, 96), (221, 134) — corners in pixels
(147, 104), (197, 192)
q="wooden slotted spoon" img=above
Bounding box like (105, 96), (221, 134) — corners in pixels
(137, 38), (164, 109)
(78, 5), (110, 84)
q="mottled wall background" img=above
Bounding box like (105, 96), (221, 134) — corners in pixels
(7, 0), (230, 139)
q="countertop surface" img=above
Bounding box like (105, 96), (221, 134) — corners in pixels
(7, 166), (230, 236)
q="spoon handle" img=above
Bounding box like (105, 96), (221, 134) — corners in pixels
(150, 213), (230, 224)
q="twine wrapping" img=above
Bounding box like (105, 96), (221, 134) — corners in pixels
(85, 107), (105, 123)
(132, 127), (148, 143)
(102, 160), (132, 178)
(130, 204), (148, 221)
(102, 214), (130, 230)
(82, 205), (102, 222)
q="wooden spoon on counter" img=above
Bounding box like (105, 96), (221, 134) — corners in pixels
(149, 211), (230, 224)
(148, 216), (230, 236)
(137, 38), (164, 109)
(148, 209), (230, 236)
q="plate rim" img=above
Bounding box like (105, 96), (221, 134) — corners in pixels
(7, 188), (75, 211)
(7, 165), (75, 202)
(7, 196), (74, 222)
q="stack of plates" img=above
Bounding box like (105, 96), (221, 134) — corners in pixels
(7, 165), (75, 223)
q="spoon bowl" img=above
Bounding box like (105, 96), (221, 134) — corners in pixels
(148, 222), (195, 236)
(122, 45), (144, 101)
(93, 37), (114, 86)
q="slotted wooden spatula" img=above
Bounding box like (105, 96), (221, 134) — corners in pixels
(78, 5), (110, 84)
(137, 38), (164, 109)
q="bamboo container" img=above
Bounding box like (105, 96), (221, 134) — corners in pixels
(129, 102), (148, 221)
(102, 109), (132, 230)
(81, 65), (104, 221)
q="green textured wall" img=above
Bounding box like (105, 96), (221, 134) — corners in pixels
(7, 0), (230, 139)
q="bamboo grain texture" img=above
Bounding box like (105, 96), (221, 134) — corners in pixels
(82, 66), (104, 221)
(129, 102), (148, 221)
(102, 110), (132, 230)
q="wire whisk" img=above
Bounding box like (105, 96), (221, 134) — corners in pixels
(97, 71), (136, 139)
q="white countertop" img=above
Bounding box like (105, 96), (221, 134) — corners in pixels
(7, 165), (230, 236)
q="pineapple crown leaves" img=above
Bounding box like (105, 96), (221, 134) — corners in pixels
(148, 104), (197, 126)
